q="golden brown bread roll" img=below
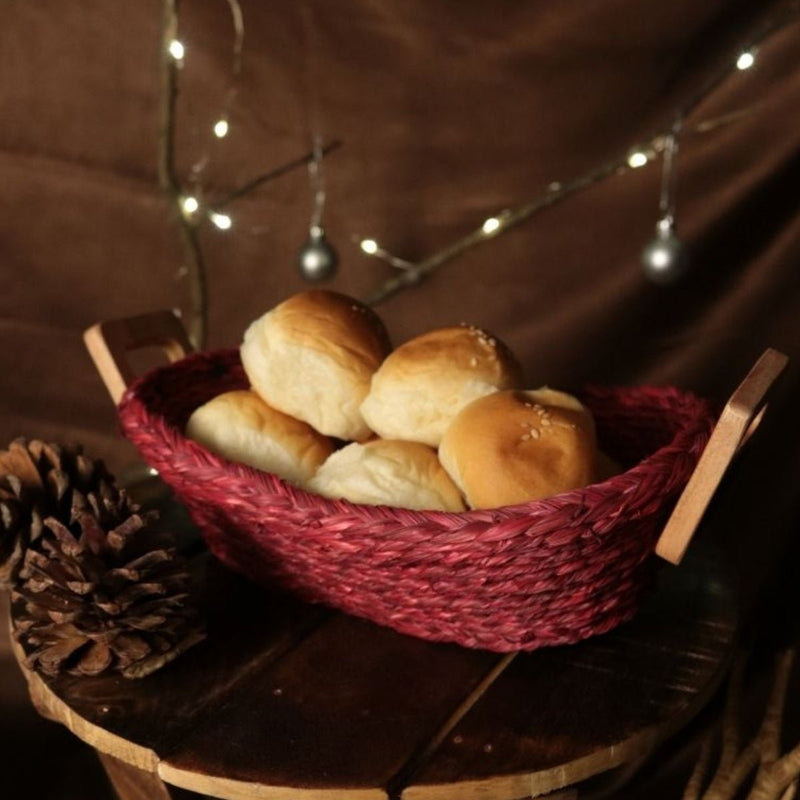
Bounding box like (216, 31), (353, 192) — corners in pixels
(308, 439), (466, 512)
(360, 324), (523, 447)
(438, 388), (598, 509)
(185, 390), (334, 487)
(240, 290), (392, 442)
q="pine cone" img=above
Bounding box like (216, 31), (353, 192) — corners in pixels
(0, 438), (124, 588)
(2, 438), (205, 679)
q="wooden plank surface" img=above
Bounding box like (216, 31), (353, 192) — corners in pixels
(159, 612), (501, 799)
(403, 548), (737, 799)
(10, 481), (738, 800)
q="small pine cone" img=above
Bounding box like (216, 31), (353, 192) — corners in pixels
(13, 509), (205, 679)
(0, 438), (129, 588)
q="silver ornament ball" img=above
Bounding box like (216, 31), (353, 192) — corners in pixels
(641, 218), (689, 285)
(297, 227), (338, 282)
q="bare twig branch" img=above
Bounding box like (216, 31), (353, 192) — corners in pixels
(212, 140), (342, 210)
(686, 648), (799, 800)
(748, 650), (798, 800)
(684, 734), (715, 800)
(159, 0), (208, 349)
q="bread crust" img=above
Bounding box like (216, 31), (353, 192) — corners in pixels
(309, 438), (466, 512)
(240, 291), (392, 441)
(439, 388), (598, 508)
(185, 390), (334, 486)
(361, 324), (522, 447)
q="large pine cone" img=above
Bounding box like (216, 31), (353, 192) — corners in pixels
(2, 438), (205, 679)
(0, 439), (124, 588)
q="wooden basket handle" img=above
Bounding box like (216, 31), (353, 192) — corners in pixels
(655, 348), (789, 565)
(83, 310), (195, 406)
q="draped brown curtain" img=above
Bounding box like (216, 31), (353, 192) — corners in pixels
(1, 0), (798, 628)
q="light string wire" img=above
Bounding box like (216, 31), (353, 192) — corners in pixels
(360, 2), (800, 306)
(158, 0), (339, 346)
(300, 4), (328, 238)
(659, 117), (681, 225)
(185, 0), (244, 191)
(308, 134), (326, 233)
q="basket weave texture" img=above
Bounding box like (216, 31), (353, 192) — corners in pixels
(118, 349), (715, 652)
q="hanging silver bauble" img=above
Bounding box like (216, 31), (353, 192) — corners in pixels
(297, 225), (338, 281)
(641, 216), (689, 285)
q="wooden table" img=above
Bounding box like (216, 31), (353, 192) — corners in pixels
(10, 481), (738, 800)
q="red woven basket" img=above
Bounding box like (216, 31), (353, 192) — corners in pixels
(117, 348), (715, 652)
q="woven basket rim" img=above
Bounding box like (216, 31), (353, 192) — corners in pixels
(118, 348), (715, 526)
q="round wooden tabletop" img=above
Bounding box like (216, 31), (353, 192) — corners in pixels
(11, 485), (738, 800)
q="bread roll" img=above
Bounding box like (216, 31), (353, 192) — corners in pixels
(185, 390), (334, 486)
(360, 325), (522, 447)
(240, 290), (392, 442)
(308, 439), (466, 512)
(438, 388), (598, 509)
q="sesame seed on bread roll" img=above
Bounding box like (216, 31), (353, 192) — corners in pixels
(438, 388), (598, 509)
(240, 290), (392, 442)
(308, 439), (466, 512)
(185, 390), (334, 487)
(360, 324), (523, 447)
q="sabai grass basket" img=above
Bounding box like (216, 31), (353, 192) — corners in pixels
(85, 312), (784, 653)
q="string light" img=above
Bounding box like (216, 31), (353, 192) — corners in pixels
(356, 237), (417, 271)
(481, 217), (502, 235)
(181, 195), (200, 215)
(736, 50), (756, 70)
(160, 0), (800, 337)
(168, 39), (185, 61)
(482, 210), (513, 237)
(213, 118), (230, 138)
(627, 151), (649, 168)
(209, 211), (233, 230)
(360, 6), (800, 303)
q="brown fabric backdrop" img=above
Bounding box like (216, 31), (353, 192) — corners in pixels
(1, 0), (799, 630)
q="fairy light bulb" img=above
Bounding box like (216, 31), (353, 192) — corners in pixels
(209, 211), (232, 230)
(627, 151), (649, 168)
(482, 217), (502, 235)
(360, 238), (379, 254)
(181, 195), (199, 215)
(736, 50), (755, 70)
(213, 118), (229, 138)
(168, 39), (185, 61)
